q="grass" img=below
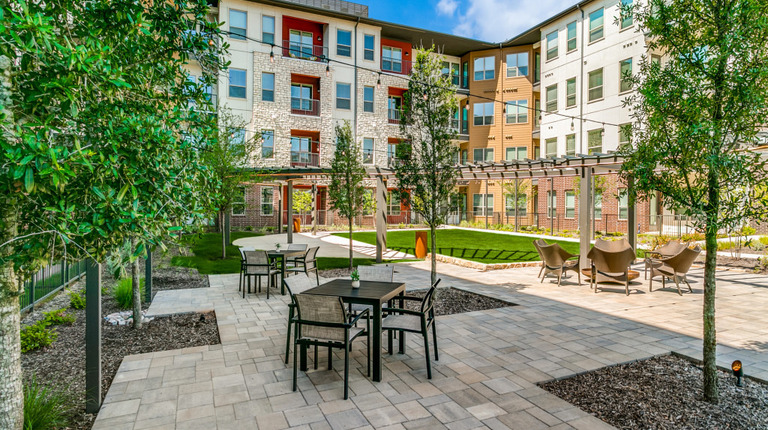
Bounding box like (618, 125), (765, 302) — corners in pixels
(112, 278), (145, 310)
(334, 229), (581, 264)
(171, 232), (264, 274)
(23, 378), (71, 430)
(316, 257), (378, 270)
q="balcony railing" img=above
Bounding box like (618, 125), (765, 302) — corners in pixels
(290, 97), (320, 116)
(381, 59), (413, 75)
(283, 40), (328, 62)
(388, 108), (401, 124)
(290, 150), (320, 167)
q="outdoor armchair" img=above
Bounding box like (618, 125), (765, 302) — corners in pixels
(644, 240), (688, 279)
(292, 293), (370, 400)
(381, 279), (440, 379)
(286, 246), (320, 285)
(283, 274), (317, 365)
(532, 239), (548, 279)
(595, 237), (631, 252)
(586, 245), (638, 296)
(242, 250), (280, 299)
(649, 245), (701, 295)
(538, 241), (580, 287)
(286, 243), (309, 266)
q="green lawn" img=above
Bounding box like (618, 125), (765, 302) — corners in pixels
(334, 229), (580, 264)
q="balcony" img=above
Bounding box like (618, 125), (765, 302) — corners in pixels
(291, 98), (320, 116)
(290, 150), (320, 167)
(283, 40), (328, 62)
(381, 59), (413, 75)
(388, 108), (401, 125)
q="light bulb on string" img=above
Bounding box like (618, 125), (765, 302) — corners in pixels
(376, 73), (381, 89)
(326, 63), (330, 77)
(570, 118), (574, 131)
(270, 47), (274, 63)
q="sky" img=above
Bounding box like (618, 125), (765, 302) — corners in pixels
(358, 0), (580, 43)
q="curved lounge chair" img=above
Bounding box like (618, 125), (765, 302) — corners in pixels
(538, 242), (580, 287)
(649, 245), (701, 295)
(586, 245), (638, 296)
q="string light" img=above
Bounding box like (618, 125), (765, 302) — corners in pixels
(570, 118), (574, 131)
(376, 73), (381, 89)
(270, 45), (274, 63)
(326, 63), (330, 77)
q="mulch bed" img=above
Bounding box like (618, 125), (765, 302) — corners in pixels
(715, 256), (768, 274)
(21, 252), (219, 430)
(403, 287), (515, 316)
(540, 354), (768, 430)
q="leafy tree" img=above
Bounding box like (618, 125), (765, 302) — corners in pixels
(0, 0), (225, 426)
(618, 0), (768, 403)
(293, 190), (313, 215)
(328, 122), (367, 269)
(393, 47), (459, 284)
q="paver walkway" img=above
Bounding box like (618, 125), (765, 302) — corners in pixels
(94, 262), (768, 430)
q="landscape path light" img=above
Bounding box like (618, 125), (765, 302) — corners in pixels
(732, 360), (744, 387)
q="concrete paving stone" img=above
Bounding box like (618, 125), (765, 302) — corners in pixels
(465, 402), (507, 421)
(352, 392), (391, 411)
(270, 391), (309, 412)
(427, 400), (473, 424)
(177, 389), (214, 409)
(176, 403), (215, 422)
(133, 414), (176, 429)
(325, 408), (370, 430)
(176, 415), (218, 430)
(284, 404), (326, 426)
(362, 405), (407, 427)
(213, 390), (250, 407)
(95, 399), (141, 420)
(445, 416), (487, 430)
(402, 416), (448, 429)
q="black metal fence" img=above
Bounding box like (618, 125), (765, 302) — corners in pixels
(20, 260), (87, 313)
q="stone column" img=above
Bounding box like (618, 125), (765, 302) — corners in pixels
(579, 167), (593, 270)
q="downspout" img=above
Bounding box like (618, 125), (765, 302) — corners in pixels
(577, 4), (585, 154)
(353, 17), (360, 141)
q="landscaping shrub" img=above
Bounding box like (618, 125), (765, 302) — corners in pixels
(68, 290), (85, 310)
(681, 231), (705, 242)
(42, 309), (75, 326)
(21, 321), (58, 353)
(23, 377), (70, 430)
(717, 241), (735, 251)
(112, 277), (145, 310)
(760, 236), (768, 247)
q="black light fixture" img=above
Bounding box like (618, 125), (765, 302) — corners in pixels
(732, 360), (744, 387)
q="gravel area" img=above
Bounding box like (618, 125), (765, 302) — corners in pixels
(404, 287), (515, 316)
(540, 354), (768, 430)
(21, 251), (218, 430)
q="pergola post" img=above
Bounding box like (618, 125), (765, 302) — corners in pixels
(311, 184), (318, 236)
(277, 184), (283, 234)
(579, 167), (592, 270)
(375, 176), (387, 263)
(485, 180), (489, 229)
(514, 176), (519, 231)
(627, 175), (637, 251)
(549, 178), (554, 234)
(286, 180), (293, 244)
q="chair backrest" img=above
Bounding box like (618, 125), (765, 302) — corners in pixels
(587, 246), (636, 273)
(664, 245), (701, 274)
(238, 247), (248, 261)
(595, 237), (630, 252)
(532, 239), (547, 260)
(420, 279), (441, 315)
(288, 243), (308, 251)
(304, 247), (319, 269)
(539, 243), (568, 266)
(284, 273), (316, 299)
(656, 240), (687, 256)
(357, 265), (394, 282)
(294, 294), (347, 341)
(244, 250), (270, 274)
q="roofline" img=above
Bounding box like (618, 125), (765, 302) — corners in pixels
(502, 0), (596, 46)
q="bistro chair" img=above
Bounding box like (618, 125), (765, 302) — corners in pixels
(292, 294), (370, 400)
(238, 247), (255, 293)
(538, 241), (580, 287)
(644, 240), (688, 279)
(286, 243), (308, 266)
(349, 265), (395, 318)
(286, 246), (320, 285)
(242, 250), (280, 299)
(649, 245), (701, 295)
(381, 279), (441, 379)
(283, 274), (317, 364)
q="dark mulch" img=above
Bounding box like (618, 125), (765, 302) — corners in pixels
(403, 287), (515, 316)
(715, 256), (768, 274)
(21, 251), (219, 430)
(540, 354), (768, 430)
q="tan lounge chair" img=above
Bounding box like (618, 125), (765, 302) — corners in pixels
(586, 244), (638, 295)
(649, 245), (701, 295)
(595, 237), (631, 252)
(538, 242), (580, 287)
(643, 240), (688, 279)
(532, 239), (548, 279)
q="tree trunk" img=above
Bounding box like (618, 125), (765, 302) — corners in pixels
(348, 218), (353, 270)
(132, 239), (142, 329)
(0, 211), (23, 429)
(702, 224), (719, 402)
(430, 226), (437, 285)
(220, 209), (227, 260)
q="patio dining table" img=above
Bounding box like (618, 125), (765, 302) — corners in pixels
(267, 249), (305, 295)
(302, 279), (406, 382)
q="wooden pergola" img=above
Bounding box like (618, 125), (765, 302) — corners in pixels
(253, 153), (634, 270)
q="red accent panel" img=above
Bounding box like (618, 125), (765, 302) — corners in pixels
(282, 15), (324, 48)
(381, 38), (412, 74)
(289, 130), (320, 153)
(290, 74), (321, 101)
(388, 87), (406, 97)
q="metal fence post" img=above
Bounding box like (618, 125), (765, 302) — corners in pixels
(85, 259), (102, 413)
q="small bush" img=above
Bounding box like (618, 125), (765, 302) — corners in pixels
(21, 321), (58, 353)
(42, 309), (75, 326)
(68, 290), (85, 310)
(112, 277), (145, 310)
(759, 236), (768, 247)
(717, 241), (735, 251)
(680, 232), (705, 242)
(24, 377), (70, 430)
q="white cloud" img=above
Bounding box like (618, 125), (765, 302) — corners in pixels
(452, 0), (579, 43)
(436, 0), (459, 16)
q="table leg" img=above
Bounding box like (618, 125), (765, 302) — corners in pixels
(300, 342), (308, 371)
(373, 304), (382, 382)
(399, 292), (405, 354)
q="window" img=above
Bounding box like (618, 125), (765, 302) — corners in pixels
(589, 8), (604, 42)
(506, 53), (528, 77)
(545, 84), (558, 112)
(547, 191), (557, 218)
(289, 30), (313, 59)
(506, 100), (528, 124)
(545, 138), (557, 157)
(506, 146), (528, 161)
(473, 56), (495, 81)
(362, 138), (374, 164)
(262, 15), (275, 45)
(619, 123), (631, 145)
(546, 31), (558, 60)
(594, 193), (602, 219)
(388, 96), (401, 122)
(363, 86), (374, 113)
(651, 54), (662, 66)
(534, 99), (541, 127)
(231, 129), (246, 146)
(232, 187), (246, 215)
(619, 58), (633, 93)
(387, 191), (400, 215)
(261, 72), (274, 101)
(229, 10), (247, 40)
(382, 46), (402, 72)
(566, 21), (577, 52)
(473, 194), (493, 216)
(387, 143), (398, 165)
(588, 68), (603, 101)
(336, 82), (351, 109)
(621, 0), (634, 29)
(588, 129), (603, 154)
(566, 134), (576, 156)
(442, 62), (460, 86)
(261, 130), (274, 158)
(566, 78), (576, 107)
(291, 136), (312, 164)
(462, 61), (469, 88)
(261, 187), (274, 215)
(337, 29), (351, 57)
(460, 150), (468, 164)
(565, 191), (576, 218)
(473, 103), (494, 126)
(534, 52), (541, 83)
(473, 148), (494, 163)
(505, 194), (527, 216)
(229, 69), (246, 99)
(618, 189), (629, 220)
(291, 84), (312, 111)
(364, 34), (375, 61)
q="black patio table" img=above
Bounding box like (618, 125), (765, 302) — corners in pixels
(267, 249), (305, 295)
(301, 279), (406, 382)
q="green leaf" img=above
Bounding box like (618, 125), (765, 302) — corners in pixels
(117, 184), (129, 202)
(24, 167), (34, 192)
